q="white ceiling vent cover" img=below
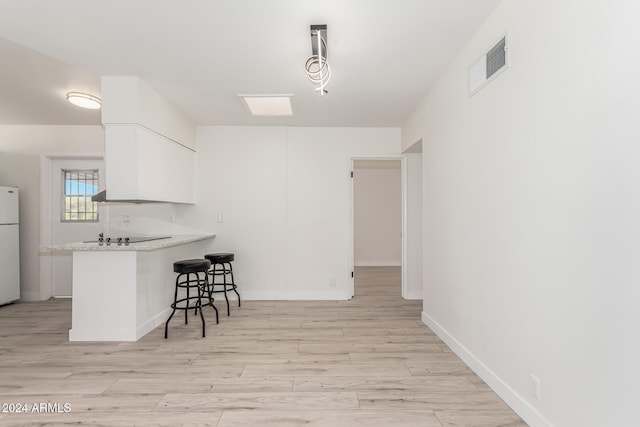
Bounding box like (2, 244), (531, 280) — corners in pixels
(469, 35), (508, 97)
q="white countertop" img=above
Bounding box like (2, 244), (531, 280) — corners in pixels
(47, 234), (215, 252)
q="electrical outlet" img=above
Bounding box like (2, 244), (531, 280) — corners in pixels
(329, 278), (337, 288)
(217, 213), (224, 223)
(531, 374), (541, 400)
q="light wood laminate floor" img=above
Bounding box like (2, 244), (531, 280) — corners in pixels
(0, 267), (526, 426)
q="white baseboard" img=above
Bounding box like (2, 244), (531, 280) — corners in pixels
(237, 291), (351, 301)
(421, 311), (552, 427)
(354, 261), (402, 267)
(404, 291), (422, 300)
(238, 291), (287, 301)
(286, 291), (351, 300)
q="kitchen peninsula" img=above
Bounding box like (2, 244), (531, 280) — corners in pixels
(53, 234), (215, 341)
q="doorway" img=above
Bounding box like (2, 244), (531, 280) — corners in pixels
(42, 156), (104, 297)
(351, 157), (406, 298)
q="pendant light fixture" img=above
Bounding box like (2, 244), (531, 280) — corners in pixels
(305, 25), (330, 96)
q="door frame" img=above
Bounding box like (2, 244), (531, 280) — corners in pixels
(348, 155), (408, 299)
(39, 153), (103, 300)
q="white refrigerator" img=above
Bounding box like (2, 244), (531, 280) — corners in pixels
(0, 186), (20, 305)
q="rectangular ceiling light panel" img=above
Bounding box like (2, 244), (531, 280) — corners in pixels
(239, 95), (293, 116)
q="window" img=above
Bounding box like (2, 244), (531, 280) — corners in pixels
(61, 169), (99, 222)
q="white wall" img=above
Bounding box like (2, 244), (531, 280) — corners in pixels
(0, 125), (104, 300)
(401, 100), (427, 153)
(405, 153), (422, 299)
(180, 126), (401, 300)
(287, 128), (401, 298)
(179, 126), (289, 300)
(354, 163), (402, 266)
(404, 1), (640, 426)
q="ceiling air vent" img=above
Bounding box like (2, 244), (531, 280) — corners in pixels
(469, 35), (508, 97)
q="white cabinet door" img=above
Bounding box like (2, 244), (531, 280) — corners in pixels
(105, 124), (194, 203)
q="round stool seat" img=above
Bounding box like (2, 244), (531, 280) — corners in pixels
(174, 259), (211, 274)
(204, 253), (234, 263)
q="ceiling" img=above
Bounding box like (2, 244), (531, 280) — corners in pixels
(0, 0), (500, 127)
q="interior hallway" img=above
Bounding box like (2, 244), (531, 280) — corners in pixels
(0, 267), (524, 426)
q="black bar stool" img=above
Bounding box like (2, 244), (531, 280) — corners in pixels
(204, 253), (241, 316)
(164, 259), (218, 338)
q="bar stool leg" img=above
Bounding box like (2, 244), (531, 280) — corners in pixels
(194, 272), (204, 317)
(185, 274), (190, 325)
(196, 276), (206, 337)
(204, 271), (219, 324)
(220, 263), (231, 316)
(228, 262), (241, 307)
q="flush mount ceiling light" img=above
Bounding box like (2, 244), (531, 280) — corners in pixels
(238, 94), (293, 116)
(66, 92), (102, 109)
(305, 24), (330, 96)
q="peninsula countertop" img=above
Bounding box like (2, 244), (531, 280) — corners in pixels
(66, 233), (215, 341)
(47, 234), (215, 252)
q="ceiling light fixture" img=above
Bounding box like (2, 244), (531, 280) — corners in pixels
(305, 25), (330, 96)
(239, 94), (293, 116)
(66, 92), (102, 109)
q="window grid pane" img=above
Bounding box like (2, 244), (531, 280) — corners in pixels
(61, 169), (99, 222)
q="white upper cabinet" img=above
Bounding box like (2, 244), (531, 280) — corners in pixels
(101, 76), (195, 204)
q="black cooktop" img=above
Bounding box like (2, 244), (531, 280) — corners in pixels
(121, 236), (171, 243)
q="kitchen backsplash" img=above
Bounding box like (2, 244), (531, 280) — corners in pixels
(99, 203), (209, 236)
